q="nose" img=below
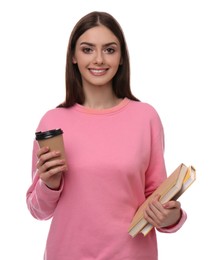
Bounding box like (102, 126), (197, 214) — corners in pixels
(94, 51), (104, 65)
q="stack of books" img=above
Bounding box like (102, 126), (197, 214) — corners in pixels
(128, 163), (196, 237)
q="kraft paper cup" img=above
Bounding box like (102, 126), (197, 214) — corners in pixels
(35, 128), (66, 161)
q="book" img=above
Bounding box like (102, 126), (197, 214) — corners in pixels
(128, 163), (196, 238)
(172, 165), (196, 200)
(140, 165), (196, 236)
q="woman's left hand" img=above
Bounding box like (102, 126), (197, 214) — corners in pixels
(143, 195), (182, 228)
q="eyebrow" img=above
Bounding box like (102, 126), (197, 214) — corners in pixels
(80, 42), (118, 47)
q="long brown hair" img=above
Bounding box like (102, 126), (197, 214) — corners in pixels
(58, 11), (139, 108)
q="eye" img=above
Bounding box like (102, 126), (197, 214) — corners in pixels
(105, 47), (115, 54)
(82, 47), (93, 54)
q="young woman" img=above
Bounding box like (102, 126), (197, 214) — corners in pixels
(26, 11), (187, 260)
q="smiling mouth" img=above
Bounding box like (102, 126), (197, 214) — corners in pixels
(89, 69), (108, 76)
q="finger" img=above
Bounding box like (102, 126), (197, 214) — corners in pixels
(144, 203), (159, 220)
(144, 200), (168, 226)
(143, 208), (159, 228)
(163, 200), (181, 209)
(39, 158), (67, 173)
(151, 199), (164, 211)
(149, 202), (164, 219)
(40, 165), (67, 180)
(37, 146), (49, 158)
(37, 150), (62, 168)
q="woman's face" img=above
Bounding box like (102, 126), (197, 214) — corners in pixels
(73, 25), (121, 89)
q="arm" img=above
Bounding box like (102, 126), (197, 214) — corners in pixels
(143, 106), (187, 233)
(26, 140), (66, 220)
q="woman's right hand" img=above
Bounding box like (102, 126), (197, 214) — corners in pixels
(36, 146), (67, 190)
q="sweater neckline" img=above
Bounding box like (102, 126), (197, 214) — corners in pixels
(73, 98), (130, 115)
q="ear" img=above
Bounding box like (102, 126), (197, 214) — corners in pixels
(119, 57), (123, 65)
(72, 57), (77, 64)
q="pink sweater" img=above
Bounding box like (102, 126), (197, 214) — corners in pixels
(26, 98), (186, 260)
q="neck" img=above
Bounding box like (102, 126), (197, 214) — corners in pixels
(83, 84), (121, 110)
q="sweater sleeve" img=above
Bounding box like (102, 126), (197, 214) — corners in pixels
(143, 105), (187, 233)
(144, 105), (167, 199)
(26, 139), (64, 220)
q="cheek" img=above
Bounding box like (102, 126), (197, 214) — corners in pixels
(76, 63), (86, 74)
(77, 57), (92, 69)
(111, 59), (121, 72)
(110, 55), (121, 67)
(75, 56), (88, 69)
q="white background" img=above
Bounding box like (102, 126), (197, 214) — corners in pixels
(0, 0), (214, 259)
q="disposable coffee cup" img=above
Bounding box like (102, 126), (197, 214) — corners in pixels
(35, 128), (66, 161)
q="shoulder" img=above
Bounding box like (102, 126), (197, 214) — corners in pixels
(40, 107), (67, 121)
(36, 107), (70, 131)
(127, 100), (164, 133)
(126, 100), (165, 140)
(128, 100), (161, 120)
(42, 107), (67, 117)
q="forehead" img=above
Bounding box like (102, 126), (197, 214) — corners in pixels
(77, 25), (120, 45)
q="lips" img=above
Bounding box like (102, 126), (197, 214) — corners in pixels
(89, 68), (108, 76)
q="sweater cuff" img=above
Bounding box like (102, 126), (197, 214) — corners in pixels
(157, 209), (187, 233)
(37, 177), (64, 201)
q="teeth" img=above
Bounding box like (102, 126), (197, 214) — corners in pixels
(90, 69), (106, 73)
